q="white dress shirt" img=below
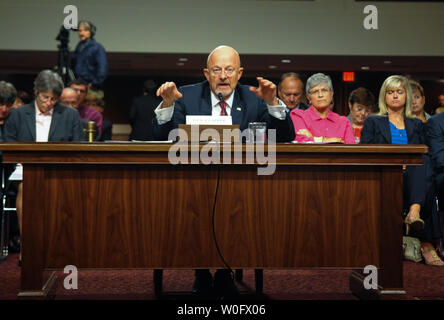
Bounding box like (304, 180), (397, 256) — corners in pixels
(35, 103), (53, 142)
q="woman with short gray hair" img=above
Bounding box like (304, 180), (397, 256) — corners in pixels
(33, 69), (64, 98)
(4, 69), (84, 266)
(290, 73), (355, 144)
(305, 73), (334, 96)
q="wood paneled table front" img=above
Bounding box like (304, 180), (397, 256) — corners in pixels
(0, 142), (427, 299)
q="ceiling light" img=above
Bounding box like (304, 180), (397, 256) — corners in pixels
(281, 59), (291, 63)
(361, 66), (370, 70)
(178, 58), (188, 62)
(383, 60), (392, 64)
(269, 65), (277, 69)
(177, 62), (185, 66)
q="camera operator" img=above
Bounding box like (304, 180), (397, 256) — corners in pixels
(71, 21), (108, 89)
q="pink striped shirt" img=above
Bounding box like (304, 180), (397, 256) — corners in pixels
(290, 106), (356, 144)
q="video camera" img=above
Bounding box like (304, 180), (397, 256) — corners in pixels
(55, 26), (77, 85)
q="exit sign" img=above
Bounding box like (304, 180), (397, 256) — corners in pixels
(343, 72), (355, 82)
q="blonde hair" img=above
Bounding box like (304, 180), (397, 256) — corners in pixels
(378, 75), (414, 118)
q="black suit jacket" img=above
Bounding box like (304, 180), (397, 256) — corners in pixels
(426, 112), (444, 202)
(153, 81), (295, 142)
(361, 115), (427, 208)
(361, 115), (425, 144)
(426, 112), (444, 171)
(425, 110), (444, 239)
(129, 93), (161, 141)
(4, 102), (83, 142)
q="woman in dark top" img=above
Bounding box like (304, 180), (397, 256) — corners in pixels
(361, 75), (443, 266)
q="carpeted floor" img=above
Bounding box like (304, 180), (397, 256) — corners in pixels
(1, 253), (443, 300)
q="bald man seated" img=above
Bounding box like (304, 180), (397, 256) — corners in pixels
(153, 45), (295, 143)
(60, 88), (98, 141)
(278, 72), (309, 111)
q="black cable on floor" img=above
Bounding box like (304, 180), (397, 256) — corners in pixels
(211, 166), (234, 279)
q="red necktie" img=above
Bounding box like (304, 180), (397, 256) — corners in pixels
(219, 100), (227, 116)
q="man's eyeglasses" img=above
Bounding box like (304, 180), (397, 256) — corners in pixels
(210, 67), (236, 76)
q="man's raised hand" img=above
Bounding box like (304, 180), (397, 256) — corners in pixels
(156, 82), (183, 108)
(249, 77), (279, 106)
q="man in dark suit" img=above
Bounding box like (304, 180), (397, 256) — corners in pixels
(426, 112), (444, 258)
(153, 45), (295, 142)
(129, 80), (161, 141)
(153, 45), (294, 298)
(278, 72), (309, 112)
(3, 69), (83, 266)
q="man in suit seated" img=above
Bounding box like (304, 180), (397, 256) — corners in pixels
(4, 69), (83, 266)
(153, 45), (295, 143)
(278, 72), (309, 112)
(69, 79), (103, 139)
(153, 45), (295, 298)
(60, 87), (99, 141)
(426, 113), (444, 260)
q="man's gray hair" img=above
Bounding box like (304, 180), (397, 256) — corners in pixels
(306, 73), (333, 95)
(34, 69), (64, 97)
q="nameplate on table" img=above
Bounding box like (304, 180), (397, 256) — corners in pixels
(186, 115), (232, 126)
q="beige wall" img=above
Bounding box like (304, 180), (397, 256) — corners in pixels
(0, 0), (443, 56)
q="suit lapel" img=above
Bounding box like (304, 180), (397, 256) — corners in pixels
(48, 103), (62, 140)
(24, 103), (36, 141)
(230, 89), (243, 126)
(200, 84), (213, 115)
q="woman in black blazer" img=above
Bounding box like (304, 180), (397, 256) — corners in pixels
(361, 75), (443, 266)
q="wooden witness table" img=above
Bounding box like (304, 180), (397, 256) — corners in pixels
(0, 142), (427, 300)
